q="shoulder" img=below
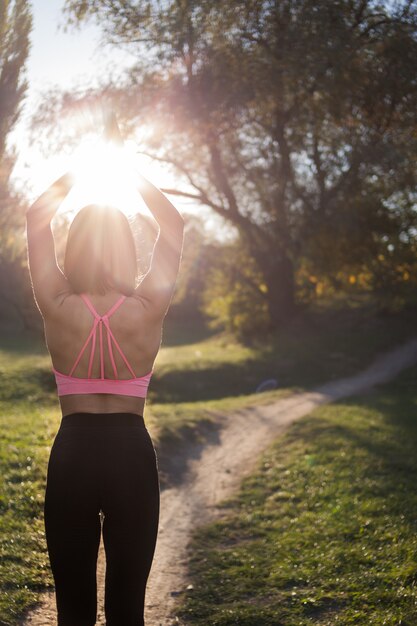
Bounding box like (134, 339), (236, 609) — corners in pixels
(128, 292), (163, 319)
(38, 289), (86, 321)
(38, 287), (75, 321)
(46, 292), (158, 326)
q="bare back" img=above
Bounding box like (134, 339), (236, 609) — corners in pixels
(44, 291), (163, 417)
(26, 168), (184, 418)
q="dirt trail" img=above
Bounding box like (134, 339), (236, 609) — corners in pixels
(21, 337), (417, 626)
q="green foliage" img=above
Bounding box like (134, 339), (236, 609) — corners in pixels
(0, 0), (32, 213)
(200, 240), (270, 341)
(177, 364), (417, 625)
(0, 0), (31, 158)
(369, 237), (417, 313)
(166, 214), (219, 318)
(0, 0), (35, 331)
(165, 214), (272, 338)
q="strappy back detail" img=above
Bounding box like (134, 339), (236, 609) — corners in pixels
(69, 294), (137, 380)
(52, 293), (154, 398)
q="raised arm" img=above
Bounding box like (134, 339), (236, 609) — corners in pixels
(135, 173), (184, 319)
(102, 111), (184, 317)
(26, 173), (74, 316)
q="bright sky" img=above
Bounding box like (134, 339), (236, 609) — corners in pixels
(11, 0), (231, 238)
(27, 1), (124, 91)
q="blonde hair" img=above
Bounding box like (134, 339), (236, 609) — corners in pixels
(64, 204), (137, 295)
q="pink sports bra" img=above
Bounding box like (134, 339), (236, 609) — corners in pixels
(52, 293), (153, 398)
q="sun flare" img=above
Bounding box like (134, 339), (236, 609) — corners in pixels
(69, 138), (142, 216)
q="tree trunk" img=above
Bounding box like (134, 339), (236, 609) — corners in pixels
(262, 255), (296, 330)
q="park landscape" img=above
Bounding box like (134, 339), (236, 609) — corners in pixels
(1, 1), (417, 625)
(2, 305), (417, 625)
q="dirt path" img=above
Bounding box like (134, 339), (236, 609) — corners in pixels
(21, 337), (417, 626)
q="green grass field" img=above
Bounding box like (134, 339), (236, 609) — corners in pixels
(176, 364), (417, 625)
(0, 300), (416, 624)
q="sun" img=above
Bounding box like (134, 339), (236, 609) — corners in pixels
(22, 124), (181, 222)
(69, 137), (142, 215)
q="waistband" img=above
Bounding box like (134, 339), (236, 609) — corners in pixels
(60, 412), (146, 429)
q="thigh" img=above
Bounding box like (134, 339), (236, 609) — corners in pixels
(44, 432), (101, 540)
(44, 431), (102, 624)
(101, 429), (160, 562)
(101, 431), (159, 624)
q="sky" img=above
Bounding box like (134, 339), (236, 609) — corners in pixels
(27, 2), (123, 92)
(11, 0), (230, 238)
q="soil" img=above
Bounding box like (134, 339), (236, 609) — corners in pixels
(20, 337), (417, 625)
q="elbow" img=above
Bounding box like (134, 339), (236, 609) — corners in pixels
(25, 207), (35, 226)
(170, 208), (185, 226)
(25, 204), (39, 221)
(175, 216), (185, 236)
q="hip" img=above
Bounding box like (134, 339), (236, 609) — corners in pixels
(51, 412), (157, 460)
(46, 412), (160, 498)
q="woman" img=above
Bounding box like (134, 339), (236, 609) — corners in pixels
(25, 159), (184, 625)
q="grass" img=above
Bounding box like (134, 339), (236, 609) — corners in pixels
(0, 299), (416, 624)
(176, 364), (417, 625)
(149, 300), (417, 404)
(0, 403), (56, 624)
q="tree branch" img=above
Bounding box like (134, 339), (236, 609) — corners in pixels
(323, 149), (362, 207)
(312, 127), (326, 205)
(207, 136), (240, 216)
(159, 187), (230, 219)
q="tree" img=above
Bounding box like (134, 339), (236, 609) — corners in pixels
(0, 0), (33, 329)
(200, 238), (270, 341)
(48, 0), (417, 330)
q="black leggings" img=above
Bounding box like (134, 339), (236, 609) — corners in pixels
(44, 412), (160, 626)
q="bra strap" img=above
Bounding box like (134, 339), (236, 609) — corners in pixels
(106, 323), (119, 378)
(69, 320), (98, 377)
(87, 321), (98, 378)
(80, 293), (100, 319)
(104, 322), (137, 378)
(71, 294), (131, 379)
(105, 295), (126, 318)
(80, 294), (126, 320)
